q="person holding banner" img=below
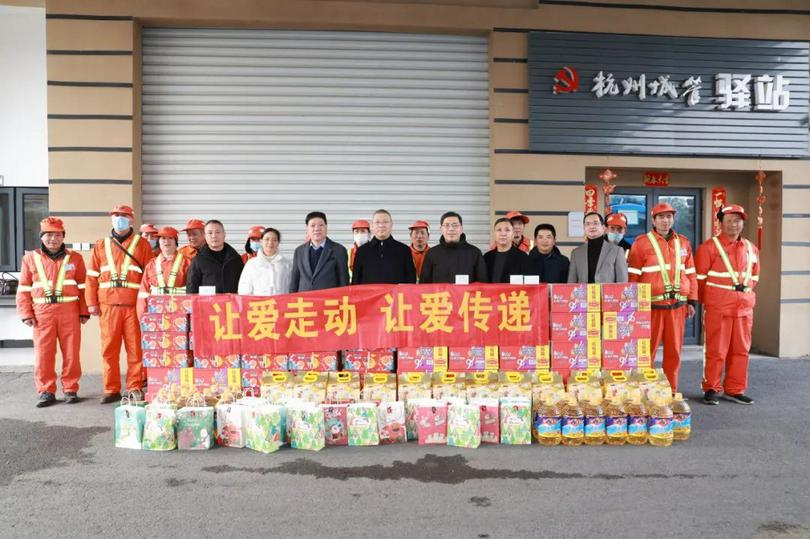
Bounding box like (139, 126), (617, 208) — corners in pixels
(186, 220), (244, 294)
(238, 227), (293, 296)
(351, 209), (416, 285)
(137, 226), (191, 318)
(484, 218), (531, 283)
(568, 212), (628, 284)
(290, 211), (349, 292)
(420, 211), (487, 284)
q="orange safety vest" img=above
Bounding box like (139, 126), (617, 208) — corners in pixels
(137, 252), (191, 317)
(627, 230), (697, 305)
(695, 234), (759, 316)
(16, 249), (89, 319)
(86, 232), (154, 307)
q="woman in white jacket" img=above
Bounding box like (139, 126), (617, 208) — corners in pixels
(237, 227), (293, 296)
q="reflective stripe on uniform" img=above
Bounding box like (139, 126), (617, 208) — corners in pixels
(86, 269), (100, 277)
(710, 236), (754, 290)
(706, 282), (754, 292)
(31, 252), (70, 303)
(102, 234), (143, 288)
(627, 267), (642, 275)
(32, 296), (79, 304)
(696, 274), (708, 280)
(647, 231), (681, 294)
(138, 291), (150, 298)
(17, 284), (33, 292)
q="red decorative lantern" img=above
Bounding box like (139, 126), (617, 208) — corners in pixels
(755, 169), (766, 249)
(599, 168), (617, 214)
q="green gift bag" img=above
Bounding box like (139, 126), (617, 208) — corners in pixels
(114, 394), (145, 450)
(500, 398), (532, 445)
(142, 399), (177, 451)
(348, 403), (380, 446)
(244, 402), (284, 454)
(176, 394), (214, 450)
(288, 402), (325, 451)
(447, 403), (481, 449)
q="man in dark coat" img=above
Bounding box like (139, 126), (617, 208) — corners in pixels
(290, 211), (349, 292)
(528, 223), (570, 284)
(351, 209), (417, 285)
(484, 217), (531, 283)
(186, 220), (244, 293)
(420, 211), (488, 284)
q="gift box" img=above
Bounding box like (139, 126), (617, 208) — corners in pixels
(142, 403), (177, 451)
(288, 351), (339, 372)
(288, 402), (325, 451)
(141, 331), (189, 351)
(191, 368), (230, 403)
(602, 339), (651, 370)
(114, 401), (146, 449)
(322, 403), (349, 446)
(146, 295), (179, 314)
(240, 354), (289, 371)
(348, 403), (380, 446)
(145, 367), (183, 403)
(140, 313), (169, 333)
(531, 370), (567, 409)
(342, 348), (395, 373)
(260, 371), (293, 404)
(551, 339), (601, 371)
(142, 350), (191, 369)
(602, 370), (632, 404)
(194, 354), (241, 369)
(431, 372), (466, 400)
(550, 312), (601, 341)
(602, 311), (652, 341)
(289, 371), (328, 404)
(601, 283), (651, 312)
(469, 398), (499, 444)
(549, 283), (601, 313)
(499, 398), (532, 445)
(377, 401), (407, 444)
(498, 371), (533, 401)
(240, 368), (269, 395)
(244, 403), (284, 453)
(447, 403), (481, 449)
(448, 346), (498, 372)
(141, 312), (189, 333)
(499, 345), (550, 371)
(397, 346), (446, 373)
(361, 373), (397, 404)
(465, 371), (500, 401)
(326, 372), (361, 404)
(397, 372), (432, 402)
(176, 400), (214, 450)
(215, 399), (247, 448)
(416, 400), (448, 445)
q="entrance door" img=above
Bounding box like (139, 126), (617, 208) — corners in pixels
(609, 188), (702, 344)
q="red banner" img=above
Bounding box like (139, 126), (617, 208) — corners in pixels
(192, 284), (549, 356)
(584, 184), (598, 213)
(711, 187), (726, 237)
(643, 171), (670, 187)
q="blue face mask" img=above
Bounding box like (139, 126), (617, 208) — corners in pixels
(607, 232), (624, 244)
(111, 216), (130, 232)
(250, 241), (262, 253)
(148, 238), (158, 249)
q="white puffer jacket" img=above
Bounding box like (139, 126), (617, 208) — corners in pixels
(237, 252), (293, 296)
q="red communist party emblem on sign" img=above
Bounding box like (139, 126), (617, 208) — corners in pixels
(553, 66), (580, 94)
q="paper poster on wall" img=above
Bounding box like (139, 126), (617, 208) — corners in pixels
(623, 210), (639, 225)
(568, 212), (584, 237)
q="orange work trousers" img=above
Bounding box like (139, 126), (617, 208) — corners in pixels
(702, 309), (752, 395)
(650, 305), (686, 392)
(100, 304), (143, 394)
(33, 303), (82, 394)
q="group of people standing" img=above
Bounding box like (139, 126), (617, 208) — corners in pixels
(16, 201), (759, 411)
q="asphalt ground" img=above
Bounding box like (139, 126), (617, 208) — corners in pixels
(0, 356), (808, 539)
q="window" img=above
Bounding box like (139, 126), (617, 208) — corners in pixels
(0, 187), (49, 272)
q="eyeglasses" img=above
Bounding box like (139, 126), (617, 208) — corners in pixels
(442, 223), (461, 229)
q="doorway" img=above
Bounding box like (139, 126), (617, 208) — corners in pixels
(609, 188), (702, 345)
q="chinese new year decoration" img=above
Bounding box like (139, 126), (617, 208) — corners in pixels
(711, 188), (726, 237)
(584, 184), (598, 213)
(755, 169), (766, 249)
(599, 168), (617, 214)
(643, 171), (671, 187)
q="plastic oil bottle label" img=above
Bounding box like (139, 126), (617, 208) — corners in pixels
(606, 416), (627, 436)
(628, 415), (647, 435)
(561, 416), (584, 437)
(649, 416), (674, 437)
(674, 413), (691, 431)
(534, 414), (561, 437)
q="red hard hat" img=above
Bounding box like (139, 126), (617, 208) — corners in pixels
(40, 217), (65, 234)
(505, 210), (530, 224)
(352, 219), (370, 230)
(606, 213), (628, 229)
(109, 204), (134, 217)
(140, 223), (159, 235)
(408, 219), (430, 231)
(181, 219), (205, 231)
(719, 204), (747, 220)
(247, 225), (264, 239)
(156, 226), (179, 240)
(651, 203), (677, 218)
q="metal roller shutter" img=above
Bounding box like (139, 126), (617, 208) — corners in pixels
(141, 28), (490, 257)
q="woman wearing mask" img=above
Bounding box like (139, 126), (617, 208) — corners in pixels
(242, 225), (265, 264)
(484, 218), (531, 283)
(238, 227), (293, 296)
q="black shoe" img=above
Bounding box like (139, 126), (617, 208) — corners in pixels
(703, 390), (720, 405)
(722, 393), (754, 405)
(36, 392), (56, 408)
(64, 392), (80, 404)
(99, 392), (121, 404)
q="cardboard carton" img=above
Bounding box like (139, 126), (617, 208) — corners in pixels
(549, 283), (601, 313)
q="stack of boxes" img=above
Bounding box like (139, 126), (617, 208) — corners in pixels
(549, 284), (602, 382)
(141, 295), (193, 402)
(600, 283), (652, 370)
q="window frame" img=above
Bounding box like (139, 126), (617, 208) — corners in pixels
(0, 187), (49, 272)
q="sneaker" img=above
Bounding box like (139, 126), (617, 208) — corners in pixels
(36, 392), (56, 408)
(703, 390), (720, 405)
(99, 392), (121, 404)
(723, 393), (754, 405)
(126, 389), (144, 402)
(64, 392), (80, 404)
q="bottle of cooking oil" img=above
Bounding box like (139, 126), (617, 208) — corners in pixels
(533, 401), (562, 446)
(626, 394), (648, 446)
(583, 400), (606, 446)
(604, 396), (627, 446)
(560, 396), (584, 447)
(671, 393), (692, 441)
(648, 396), (674, 447)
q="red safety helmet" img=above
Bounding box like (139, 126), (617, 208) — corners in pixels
(408, 219), (430, 231)
(352, 219), (370, 231)
(718, 204), (747, 221)
(156, 226), (179, 240)
(606, 212), (628, 229)
(40, 217), (65, 234)
(109, 204), (135, 217)
(140, 223), (159, 235)
(181, 219), (205, 232)
(651, 203), (677, 218)
(247, 225), (264, 239)
(505, 210), (530, 225)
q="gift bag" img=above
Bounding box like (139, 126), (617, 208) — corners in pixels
(348, 403), (380, 446)
(416, 400), (448, 445)
(215, 395), (247, 448)
(142, 399), (177, 451)
(288, 402), (325, 451)
(176, 394), (214, 450)
(469, 398), (500, 444)
(500, 398), (532, 445)
(244, 402), (285, 454)
(361, 373), (397, 405)
(114, 394), (146, 450)
(447, 403), (481, 449)
(404, 399), (425, 442)
(377, 401), (407, 444)
(321, 403), (349, 446)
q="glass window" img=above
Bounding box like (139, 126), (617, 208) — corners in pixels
(21, 192), (48, 252)
(0, 189), (12, 271)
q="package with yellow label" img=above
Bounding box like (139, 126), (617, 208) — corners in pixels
(397, 372), (432, 402)
(361, 373), (397, 404)
(325, 371), (361, 404)
(498, 371), (533, 401)
(260, 371), (293, 404)
(465, 371), (500, 401)
(289, 371), (328, 404)
(531, 370), (566, 409)
(567, 369), (603, 405)
(633, 368), (671, 403)
(432, 371), (467, 400)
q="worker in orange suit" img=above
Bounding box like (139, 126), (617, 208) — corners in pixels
(605, 212), (632, 256)
(408, 219), (431, 279)
(16, 217), (89, 408)
(695, 204), (760, 406)
(86, 204), (155, 403)
(627, 203), (698, 392)
(179, 218), (206, 259)
(137, 226), (191, 318)
(241, 225), (265, 264)
(349, 219), (371, 274)
(140, 223), (160, 256)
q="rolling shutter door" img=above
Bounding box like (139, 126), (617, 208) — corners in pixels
(141, 28), (490, 256)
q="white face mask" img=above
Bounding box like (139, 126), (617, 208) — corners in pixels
(607, 231), (624, 244)
(354, 232), (370, 246)
(111, 216), (130, 232)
